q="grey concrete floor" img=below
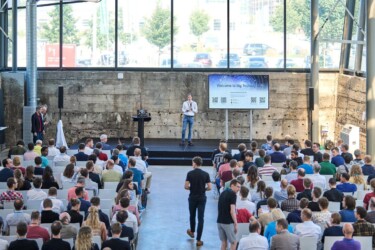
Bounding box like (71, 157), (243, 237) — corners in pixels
(137, 165), (221, 250)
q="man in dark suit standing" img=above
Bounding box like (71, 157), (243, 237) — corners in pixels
(31, 106), (44, 144)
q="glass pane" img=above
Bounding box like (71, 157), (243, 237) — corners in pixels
(63, 0), (115, 67)
(231, 0), (283, 69)
(173, 0), (226, 68)
(285, 0), (310, 68)
(7, 9), (26, 67)
(38, 5), (60, 67)
(118, 0), (171, 67)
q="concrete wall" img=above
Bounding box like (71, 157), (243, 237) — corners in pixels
(335, 74), (366, 152)
(0, 71), (344, 146)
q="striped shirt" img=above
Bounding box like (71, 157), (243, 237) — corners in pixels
(258, 165), (278, 176)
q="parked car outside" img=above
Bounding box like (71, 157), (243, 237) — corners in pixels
(243, 43), (272, 56)
(194, 53), (212, 67)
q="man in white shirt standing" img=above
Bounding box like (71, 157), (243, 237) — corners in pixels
(180, 94), (198, 146)
(238, 220), (268, 250)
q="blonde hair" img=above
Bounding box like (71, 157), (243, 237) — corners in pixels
(271, 208), (285, 221)
(13, 156), (21, 167)
(350, 164), (365, 185)
(84, 206), (101, 230)
(75, 226), (93, 250)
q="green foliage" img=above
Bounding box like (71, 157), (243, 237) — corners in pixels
(40, 5), (79, 44)
(270, 0), (345, 39)
(189, 9), (210, 38)
(142, 4), (176, 50)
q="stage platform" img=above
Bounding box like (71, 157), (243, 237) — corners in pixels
(70, 138), (259, 166)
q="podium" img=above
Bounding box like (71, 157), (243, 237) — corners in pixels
(132, 110), (151, 147)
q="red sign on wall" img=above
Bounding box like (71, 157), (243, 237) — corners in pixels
(45, 44), (76, 67)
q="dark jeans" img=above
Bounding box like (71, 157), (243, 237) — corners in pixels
(188, 196), (206, 241)
(33, 132), (43, 143)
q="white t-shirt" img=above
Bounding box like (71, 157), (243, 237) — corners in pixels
(111, 210), (138, 233)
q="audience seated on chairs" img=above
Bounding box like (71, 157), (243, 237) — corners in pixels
(224, 168), (243, 190)
(251, 180), (266, 206)
(297, 156), (313, 174)
(84, 138), (94, 156)
(340, 144), (353, 161)
(282, 139), (294, 156)
(270, 218), (299, 250)
(331, 147), (345, 167)
(331, 223), (360, 250)
(258, 156), (277, 176)
(11, 156), (26, 175)
(102, 222), (131, 250)
(336, 155), (354, 179)
(242, 151), (255, 174)
(41, 166), (59, 189)
(67, 198), (83, 226)
(246, 166), (260, 195)
(102, 160), (122, 183)
(267, 171), (281, 192)
(0, 158), (14, 182)
(339, 195), (357, 222)
(221, 159), (238, 188)
(287, 198), (309, 223)
(34, 156), (45, 176)
(67, 177), (90, 201)
(82, 206), (107, 242)
(113, 148), (127, 172)
(258, 198), (283, 229)
(24, 143), (38, 161)
(0, 177), (23, 205)
(281, 185), (299, 212)
(349, 164), (367, 189)
(321, 212), (344, 243)
(361, 155), (375, 176)
(8, 140), (26, 158)
(74, 143), (89, 161)
(255, 149), (265, 168)
(312, 197), (331, 223)
(290, 148), (303, 166)
(41, 221), (71, 250)
(73, 226), (99, 250)
(59, 212), (78, 239)
(85, 197), (110, 235)
(111, 155), (124, 175)
(8, 222), (38, 250)
(352, 149), (364, 165)
(116, 171), (134, 193)
(365, 197), (375, 223)
(323, 178), (344, 209)
(25, 166), (35, 183)
(294, 208), (321, 243)
(41, 187), (65, 213)
(80, 168), (98, 196)
(307, 187), (322, 211)
(3, 198), (30, 235)
(95, 142), (108, 161)
(26, 211), (50, 243)
(264, 210), (291, 245)
(312, 142), (323, 163)
(115, 211), (134, 241)
(256, 187), (274, 214)
(113, 190), (140, 225)
(33, 140), (42, 156)
(238, 220), (268, 250)
(61, 163), (78, 183)
(53, 146), (70, 163)
(297, 178), (313, 201)
(87, 154), (103, 175)
(300, 140), (314, 156)
(111, 197), (139, 234)
(309, 163), (326, 190)
(86, 161), (102, 189)
(336, 173), (357, 193)
(320, 152), (337, 175)
(236, 186), (255, 215)
(285, 160), (298, 183)
(352, 206), (375, 247)
(269, 143), (286, 164)
(291, 169), (312, 193)
(363, 179), (375, 210)
(68, 187), (91, 215)
(41, 198), (60, 223)
(127, 158), (144, 195)
(47, 139), (60, 157)
(126, 137), (149, 161)
(40, 146), (50, 168)
(14, 169), (31, 191)
(274, 179), (288, 203)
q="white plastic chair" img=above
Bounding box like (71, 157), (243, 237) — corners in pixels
(27, 199), (44, 210)
(104, 182), (119, 190)
(235, 223), (249, 242)
(328, 202), (341, 212)
(299, 236), (317, 250)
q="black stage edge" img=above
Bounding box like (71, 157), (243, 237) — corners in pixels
(70, 138), (261, 166)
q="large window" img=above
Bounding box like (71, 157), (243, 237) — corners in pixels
(2, 0), (361, 71)
(118, 0), (171, 67)
(64, 0), (115, 67)
(173, 0), (226, 69)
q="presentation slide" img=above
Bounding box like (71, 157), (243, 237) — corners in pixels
(208, 74), (269, 109)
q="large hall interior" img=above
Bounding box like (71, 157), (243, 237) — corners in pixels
(0, 0), (375, 249)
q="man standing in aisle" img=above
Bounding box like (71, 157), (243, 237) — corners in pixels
(180, 94), (198, 146)
(185, 156), (211, 246)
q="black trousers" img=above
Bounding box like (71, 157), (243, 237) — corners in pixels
(188, 196), (207, 241)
